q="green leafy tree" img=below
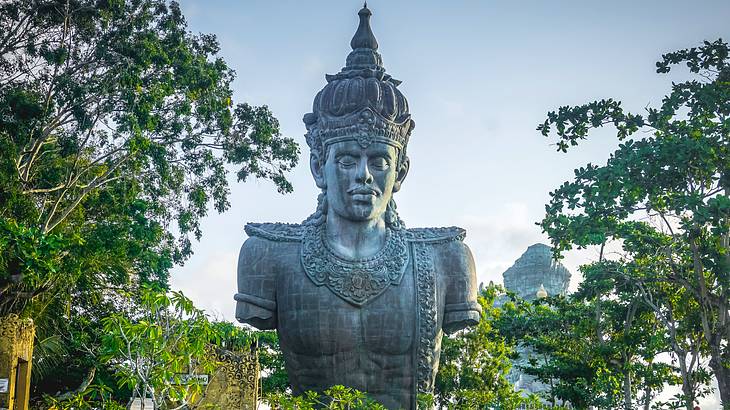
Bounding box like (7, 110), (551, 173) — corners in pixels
(434, 284), (525, 409)
(255, 330), (289, 395)
(42, 384), (126, 410)
(0, 0), (298, 312)
(496, 283), (679, 409)
(538, 39), (730, 406)
(0, 0), (298, 399)
(590, 260), (713, 410)
(43, 287), (255, 409)
(497, 294), (605, 408)
(100, 286), (220, 409)
(576, 261), (705, 410)
(265, 385), (387, 410)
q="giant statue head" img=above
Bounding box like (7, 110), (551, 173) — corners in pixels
(302, 5), (415, 228)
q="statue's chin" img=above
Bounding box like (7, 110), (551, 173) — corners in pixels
(330, 205), (386, 223)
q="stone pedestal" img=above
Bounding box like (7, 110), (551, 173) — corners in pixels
(0, 315), (35, 410)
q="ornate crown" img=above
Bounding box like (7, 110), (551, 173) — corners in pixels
(303, 4), (415, 153)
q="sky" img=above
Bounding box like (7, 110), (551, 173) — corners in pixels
(170, 1), (729, 405)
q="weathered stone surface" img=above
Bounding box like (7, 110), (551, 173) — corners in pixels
(193, 345), (259, 410)
(502, 243), (571, 301)
(233, 5), (480, 409)
(0, 314), (34, 410)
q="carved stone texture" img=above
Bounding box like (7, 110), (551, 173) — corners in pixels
(301, 224), (409, 306)
(502, 243), (571, 301)
(234, 5), (481, 409)
(194, 345), (259, 410)
(0, 314), (35, 410)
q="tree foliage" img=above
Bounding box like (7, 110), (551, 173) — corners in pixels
(100, 286), (219, 409)
(265, 385), (388, 410)
(38, 286), (255, 409)
(538, 39), (730, 408)
(434, 284), (526, 409)
(0, 0), (298, 400)
(496, 273), (698, 409)
(43, 384), (126, 410)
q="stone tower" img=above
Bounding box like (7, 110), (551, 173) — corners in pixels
(502, 243), (571, 300)
(501, 243), (572, 399)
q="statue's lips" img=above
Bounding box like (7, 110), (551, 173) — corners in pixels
(348, 187), (379, 202)
(351, 193), (376, 202)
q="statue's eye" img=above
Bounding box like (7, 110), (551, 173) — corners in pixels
(337, 155), (357, 167)
(369, 157), (390, 170)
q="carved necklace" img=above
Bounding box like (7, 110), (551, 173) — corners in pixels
(300, 223), (409, 307)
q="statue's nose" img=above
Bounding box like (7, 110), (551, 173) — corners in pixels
(355, 158), (374, 184)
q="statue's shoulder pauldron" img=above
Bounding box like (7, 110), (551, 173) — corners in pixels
(404, 226), (466, 244)
(244, 222), (304, 242)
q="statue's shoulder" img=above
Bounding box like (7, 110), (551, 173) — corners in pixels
(404, 226), (466, 244)
(238, 223), (302, 272)
(405, 226), (473, 274)
(244, 222), (305, 242)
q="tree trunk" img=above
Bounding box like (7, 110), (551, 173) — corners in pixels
(709, 352), (730, 409)
(690, 236), (730, 409)
(677, 351), (695, 410)
(643, 383), (651, 410)
(623, 367), (632, 410)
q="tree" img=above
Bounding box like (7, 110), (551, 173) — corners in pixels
(495, 287), (678, 409)
(0, 0), (298, 310)
(575, 261), (708, 410)
(0, 0), (298, 400)
(40, 286), (255, 409)
(434, 284), (526, 409)
(100, 286), (223, 409)
(265, 385), (387, 410)
(538, 39), (730, 406)
(255, 330), (290, 395)
(496, 293), (607, 408)
(43, 384), (127, 410)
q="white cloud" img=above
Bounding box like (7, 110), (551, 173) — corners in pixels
(169, 250), (239, 323)
(457, 202), (547, 286)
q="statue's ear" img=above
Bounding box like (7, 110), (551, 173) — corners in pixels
(310, 152), (326, 189)
(393, 156), (409, 193)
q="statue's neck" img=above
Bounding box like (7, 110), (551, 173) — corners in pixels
(324, 212), (387, 260)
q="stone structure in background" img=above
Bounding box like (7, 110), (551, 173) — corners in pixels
(194, 344), (260, 410)
(234, 5), (480, 409)
(501, 243), (571, 397)
(503, 243), (571, 301)
(0, 315), (34, 410)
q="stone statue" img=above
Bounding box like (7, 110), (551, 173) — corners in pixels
(233, 5), (480, 409)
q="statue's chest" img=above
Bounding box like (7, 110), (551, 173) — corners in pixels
(277, 257), (416, 356)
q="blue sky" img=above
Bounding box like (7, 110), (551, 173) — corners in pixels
(170, 1), (728, 403)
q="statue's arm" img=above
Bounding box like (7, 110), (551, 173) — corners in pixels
(442, 241), (482, 334)
(234, 236), (277, 330)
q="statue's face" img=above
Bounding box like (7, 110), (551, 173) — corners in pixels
(312, 140), (408, 222)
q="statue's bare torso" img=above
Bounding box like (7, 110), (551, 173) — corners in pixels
(235, 224), (480, 409)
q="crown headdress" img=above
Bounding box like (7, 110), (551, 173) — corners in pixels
(303, 4), (415, 154)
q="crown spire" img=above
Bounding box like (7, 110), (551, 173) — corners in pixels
(350, 3), (378, 51)
(342, 4), (383, 71)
